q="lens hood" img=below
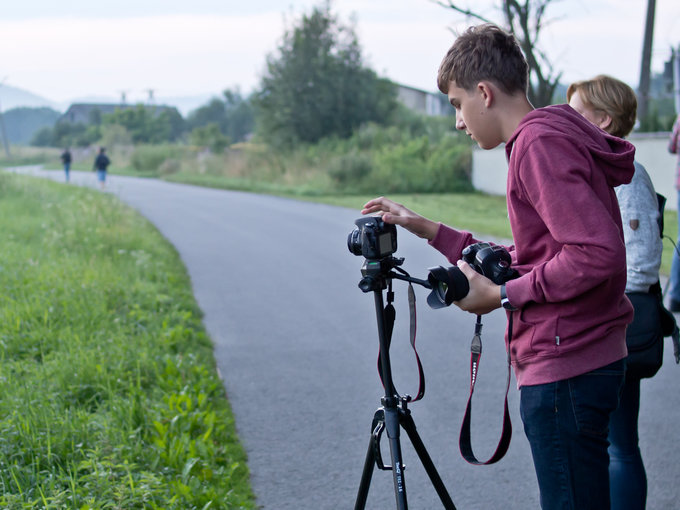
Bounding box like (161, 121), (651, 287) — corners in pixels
(426, 265), (470, 309)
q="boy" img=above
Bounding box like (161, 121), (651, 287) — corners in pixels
(362, 24), (634, 510)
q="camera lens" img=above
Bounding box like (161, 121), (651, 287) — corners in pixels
(426, 266), (470, 308)
(347, 228), (363, 256)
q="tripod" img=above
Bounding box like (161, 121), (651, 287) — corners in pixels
(354, 257), (456, 510)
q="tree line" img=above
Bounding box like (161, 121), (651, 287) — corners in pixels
(28, 3), (398, 154)
(6, 0), (674, 197)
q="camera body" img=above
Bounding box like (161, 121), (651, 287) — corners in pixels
(347, 216), (397, 260)
(427, 242), (518, 309)
(461, 242), (517, 284)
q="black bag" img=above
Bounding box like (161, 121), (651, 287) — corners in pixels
(624, 193), (679, 378)
(625, 290), (664, 379)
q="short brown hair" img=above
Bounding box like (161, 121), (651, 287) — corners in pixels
(566, 75), (637, 138)
(437, 23), (529, 95)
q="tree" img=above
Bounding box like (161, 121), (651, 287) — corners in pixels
(103, 105), (185, 144)
(190, 123), (229, 154)
(434, 0), (562, 107)
(253, 1), (396, 147)
(186, 88), (254, 143)
(30, 120), (98, 148)
(222, 89), (254, 143)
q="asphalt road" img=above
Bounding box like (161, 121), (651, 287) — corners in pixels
(8, 167), (680, 509)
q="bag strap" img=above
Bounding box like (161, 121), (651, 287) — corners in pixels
(656, 193), (666, 238)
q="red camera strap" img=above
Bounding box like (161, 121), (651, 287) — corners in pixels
(459, 315), (513, 465)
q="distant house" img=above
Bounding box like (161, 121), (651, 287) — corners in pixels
(396, 84), (451, 117)
(59, 103), (181, 124)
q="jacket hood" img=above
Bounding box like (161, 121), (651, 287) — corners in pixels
(507, 104), (635, 188)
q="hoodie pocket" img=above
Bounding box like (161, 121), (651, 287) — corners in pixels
(512, 306), (560, 361)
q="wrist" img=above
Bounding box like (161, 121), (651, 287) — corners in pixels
(418, 219), (439, 241)
(500, 284), (517, 311)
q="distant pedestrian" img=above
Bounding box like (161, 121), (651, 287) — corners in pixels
(93, 147), (110, 189)
(668, 114), (680, 311)
(60, 148), (72, 182)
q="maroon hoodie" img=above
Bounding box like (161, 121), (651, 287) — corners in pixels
(430, 104), (635, 387)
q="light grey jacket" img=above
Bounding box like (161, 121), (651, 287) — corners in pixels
(615, 161), (662, 293)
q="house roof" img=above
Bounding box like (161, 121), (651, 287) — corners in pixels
(59, 103), (180, 124)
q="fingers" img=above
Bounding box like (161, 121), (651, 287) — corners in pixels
(360, 196), (437, 240)
(361, 197), (407, 227)
(457, 260), (477, 277)
(361, 196), (398, 216)
(454, 261), (501, 315)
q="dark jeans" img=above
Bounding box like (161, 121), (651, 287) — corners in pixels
(520, 360), (625, 510)
(670, 192), (680, 304)
(608, 376), (646, 510)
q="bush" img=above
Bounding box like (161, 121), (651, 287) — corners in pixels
(158, 158), (182, 175)
(327, 151), (373, 185)
(130, 145), (188, 173)
(362, 135), (472, 193)
(425, 137), (473, 192)
(190, 123), (230, 154)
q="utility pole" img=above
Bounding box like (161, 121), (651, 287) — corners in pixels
(0, 78), (11, 158)
(145, 88), (155, 104)
(637, 0), (656, 125)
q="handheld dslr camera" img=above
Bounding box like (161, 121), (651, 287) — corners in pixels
(347, 216), (397, 260)
(427, 242), (518, 309)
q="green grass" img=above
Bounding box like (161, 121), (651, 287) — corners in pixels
(0, 173), (254, 509)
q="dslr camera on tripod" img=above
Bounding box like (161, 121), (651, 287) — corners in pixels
(347, 216), (397, 260)
(347, 217), (401, 293)
(346, 217), (519, 508)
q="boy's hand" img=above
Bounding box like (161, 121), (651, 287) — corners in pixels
(361, 196), (439, 240)
(453, 261), (502, 315)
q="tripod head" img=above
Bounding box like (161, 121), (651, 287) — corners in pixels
(358, 256), (431, 293)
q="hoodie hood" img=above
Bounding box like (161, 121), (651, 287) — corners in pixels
(506, 104), (635, 188)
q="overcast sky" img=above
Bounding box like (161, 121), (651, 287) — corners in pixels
(1, 0), (679, 104)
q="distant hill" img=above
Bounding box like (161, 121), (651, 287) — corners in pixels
(3, 107), (61, 144)
(1, 83), (218, 117)
(0, 84), (58, 111)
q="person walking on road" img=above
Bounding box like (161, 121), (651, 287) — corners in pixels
(93, 147), (110, 189)
(60, 148), (72, 182)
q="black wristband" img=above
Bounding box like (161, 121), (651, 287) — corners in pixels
(500, 284), (517, 311)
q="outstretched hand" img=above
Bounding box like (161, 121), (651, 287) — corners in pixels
(361, 196), (439, 241)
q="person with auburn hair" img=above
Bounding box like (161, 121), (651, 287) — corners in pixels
(363, 24), (635, 510)
(568, 74), (664, 510)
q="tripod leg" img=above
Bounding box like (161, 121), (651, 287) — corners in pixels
(384, 406), (409, 510)
(354, 431), (377, 510)
(400, 411), (457, 510)
(355, 407), (410, 510)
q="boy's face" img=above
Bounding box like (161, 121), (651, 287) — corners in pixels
(447, 80), (499, 150)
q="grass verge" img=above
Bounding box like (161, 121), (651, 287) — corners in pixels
(0, 173), (254, 509)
